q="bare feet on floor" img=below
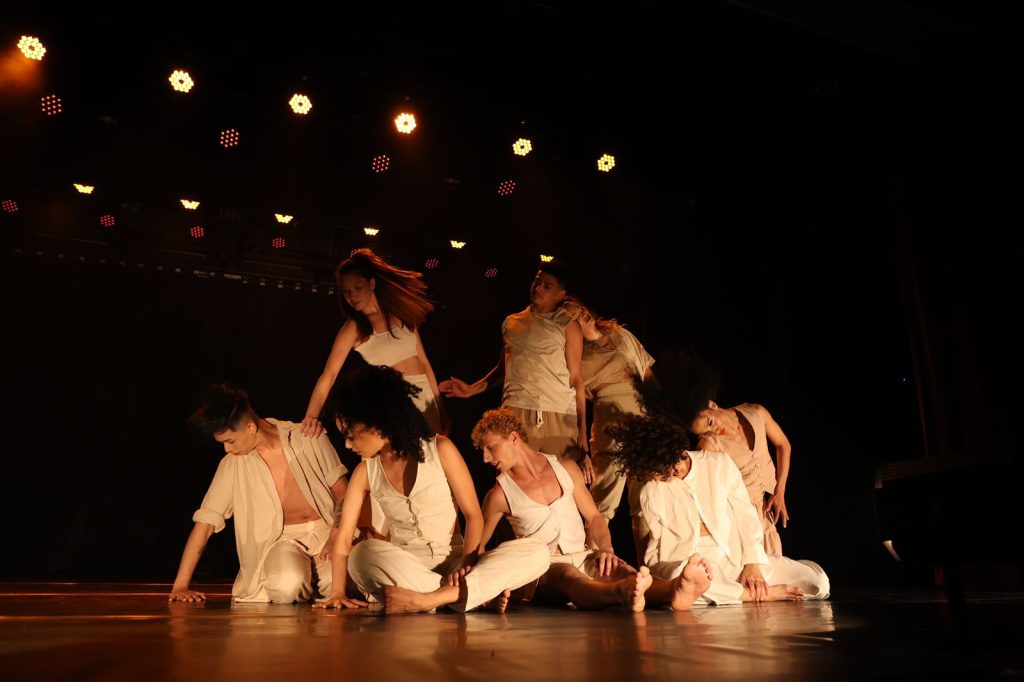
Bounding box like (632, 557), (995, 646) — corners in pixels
(616, 566), (653, 612)
(383, 585), (436, 614)
(480, 589), (512, 614)
(671, 554), (714, 611)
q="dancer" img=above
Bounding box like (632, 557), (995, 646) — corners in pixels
(170, 384), (349, 603)
(316, 366), (549, 614)
(473, 409), (715, 611)
(609, 416), (829, 605)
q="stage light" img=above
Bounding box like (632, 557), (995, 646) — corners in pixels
(74, 184), (94, 194)
(41, 95), (62, 116)
(169, 70), (194, 93)
(180, 199), (199, 210)
(371, 155), (390, 173)
(189, 226), (205, 239)
(513, 138), (532, 156)
(99, 215), (115, 227)
(2, 200), (17, 213)
(484, 267), (499, 278)
(597, 154), (616, 172)
(498, 180), (516, 196)
(220, 129), (240, 148)
(394, 113), (417, 134)
(18, 36), (46, 60)
(540, 254), (554, 262)
(289, 94), (312, 115)
(425, 258), (439, 269)
(450, 240), (465, 249)
(272, 237), (286, 249)
(275, 213), (293, 224)
(364, 227), (379, 236)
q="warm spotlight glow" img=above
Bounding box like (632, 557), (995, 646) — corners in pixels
(425, 258), (439, 269)
(371, 155), (390, 173)
(169, 70), (194, 93)
(450, 240), (465, 249)
(180, 199), (200, 210)
(497, 180), (516, 196)
(484, 267), (499, 278)
(540, 254), (554, 262)
(220, 129), (240, 148)
(271, 237), (286, 249)
(189, 226), (205, 239)
(394, 113), (417, 134)
(2, 200), (18, 213)
(289, 94), (312, 115)
(513, 138), (532, 156)
(18, 36), (46, 61)
(99, 215), (115, 227)
(364, 227), (379, 236)
(597, 154), (616, 172)
(41, 95), (62, 116)
(275, 214), (293, 224)
(74, 184), (94, 194)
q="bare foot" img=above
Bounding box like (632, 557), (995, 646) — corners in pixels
(383, 585), (435, 614)
(480, 589), (512, 614)
(614, 566), (653, 612)
(765, 584), (804, 601)
(671, 554), (713, 611)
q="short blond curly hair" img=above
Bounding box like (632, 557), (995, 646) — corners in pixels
(471, 408), (529, 447)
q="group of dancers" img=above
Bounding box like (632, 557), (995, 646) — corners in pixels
(168, 249), (829, 612)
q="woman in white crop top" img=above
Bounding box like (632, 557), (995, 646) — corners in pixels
(301, 249), (447, 437)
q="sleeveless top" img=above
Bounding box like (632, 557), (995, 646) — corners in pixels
(502, 307), (577, 414)
(365, 437), (462, 556)
(497, 454), (587, 554)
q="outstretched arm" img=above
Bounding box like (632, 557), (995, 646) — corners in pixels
(169, 522), (216, 602)
(302, 320), (359, 437)
(440, 341), (505, 399)
(437, 436), (484, 585)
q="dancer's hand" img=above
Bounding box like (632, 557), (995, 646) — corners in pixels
(169, 588), (206, 602)
(739, 564), (769, 602)
(301, 415), (325, 438)
(439, 377), (477, 399)
(314, 596), (369, 610)
(580, 455), (595, 485)
(319, 530), (338, 562)
(594, 550), (625, 577)
(765, 493), (789, 528)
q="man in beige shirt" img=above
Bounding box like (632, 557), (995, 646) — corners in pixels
(168, 384), (349, 603)
(440, 262), (593, 481)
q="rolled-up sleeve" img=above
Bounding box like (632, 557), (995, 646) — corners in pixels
(312, 433), (348, 486)
(192, 456), (235, 533)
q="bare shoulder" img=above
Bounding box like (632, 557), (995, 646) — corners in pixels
(482, 483), (511, 514)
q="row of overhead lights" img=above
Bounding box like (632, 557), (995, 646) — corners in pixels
(16, 36), (617, 173)
(5, 187), (557, 263)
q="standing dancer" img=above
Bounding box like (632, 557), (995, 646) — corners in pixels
(301, 248), (446, 438)
(441, 262), (592, 480)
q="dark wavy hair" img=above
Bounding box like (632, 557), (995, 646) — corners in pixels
(188, 384), (255, 438)
(635, 350), (720, 429)
(329, 364), (435, 461)
(606, 416), (692, 484)
(336, 248), (434, 344)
